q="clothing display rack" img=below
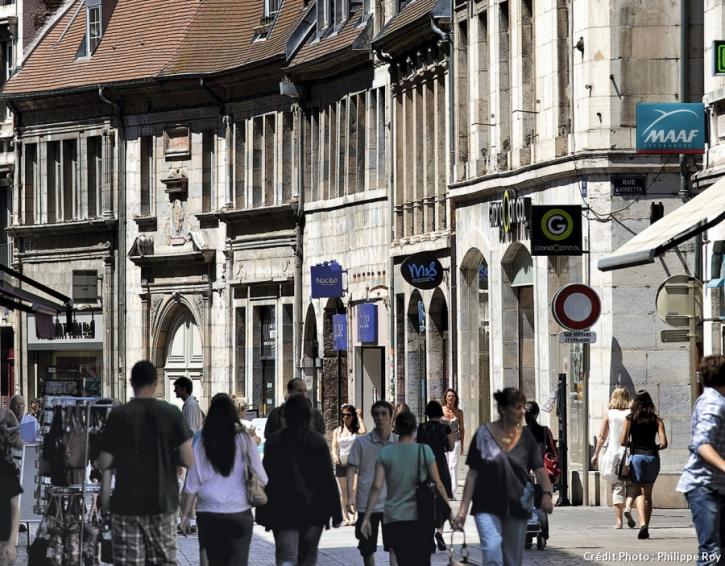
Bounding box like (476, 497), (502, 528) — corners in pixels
(34, 396), (113, 566)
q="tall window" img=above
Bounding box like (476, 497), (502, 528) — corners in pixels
(23, 144), (37, 225)
(62, 140), (78, 221)
(264, 0), (280, 20)
(140, 136), (154, 216)
(87, 5), (102, 53)
(47, 141), (60, 223)
(202, 130), (214, 212)
(86, 136), (102, 218)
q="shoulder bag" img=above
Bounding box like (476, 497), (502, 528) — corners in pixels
(415, 444), (450, 529)
(617, 443), (630, 481)
(543, 428), (561, 483)
(242, 432), (267, 507)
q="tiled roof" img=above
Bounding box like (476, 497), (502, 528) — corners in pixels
(374, 0), (437, 42)
(287, 11), (368, 69)
(2, 0), (306, 97)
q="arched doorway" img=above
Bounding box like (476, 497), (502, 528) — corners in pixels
(322, 298), (347, 433)
(407, 291), (425, 420)
(460, 247), (491, 430)
(302, 304), (320, 407)
(502, 243), (535, 399)
(164, 309), (203, 409)
(428, 289), (448, 404)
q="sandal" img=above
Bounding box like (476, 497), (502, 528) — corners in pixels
(624, 509), (636, 529)
(615, 521), (623, 529)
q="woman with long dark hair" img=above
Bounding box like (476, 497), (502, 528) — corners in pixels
(332, 403), (362, 526)
(256, 394), (342, 565)
(181, 393), (267, 566)
(620, 389), (668, 540)
(442, 388), (465, 497)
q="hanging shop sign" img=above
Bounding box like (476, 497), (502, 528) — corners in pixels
(531, 205), (583, 256)
(489, 190), (531, 239)
(552, 284), (601, 331)
(714, 40), (725, 75)
(636, 103), (705, 154)
(332, 314), (347, 351)
(401, 252), (444, 290)
(612, 176), (646, 196)
(311, 261), (343, 298)
(27, 312), (104, 351)
(357, 303), (378, 344)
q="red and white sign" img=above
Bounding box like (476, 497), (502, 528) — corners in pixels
(552, 284), (601, 331)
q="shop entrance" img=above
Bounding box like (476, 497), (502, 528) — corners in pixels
(355, 346), (384, 432)
(164, 311), (203, 409)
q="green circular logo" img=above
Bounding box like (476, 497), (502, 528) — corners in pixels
(541, 209), (573, 241)
(502, 190), (511, 233)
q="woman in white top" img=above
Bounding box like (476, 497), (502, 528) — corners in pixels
(331, 403), (365, 526)
(591, 387), (639, 529)
(181, 393), (268, 566)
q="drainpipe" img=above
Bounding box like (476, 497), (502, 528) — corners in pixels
(294, 102), (305, 379)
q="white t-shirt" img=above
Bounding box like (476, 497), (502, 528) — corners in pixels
(184, 432), (268, 513)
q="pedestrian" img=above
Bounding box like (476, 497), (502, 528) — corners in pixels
(391, 403), (410, 435)
(180, 393), (267, 566)
(174, 377), (204, 435)
(360, 410), (449, 566)
(0, 406), (18, 455)
(264, 378), (325, 439)
(619, 389), (668, 540)
(416, 400), (454, 552)
(677, 355), (725, 566)
(591, 387), (639, 529)
(256, 394), (342, 565)
(346, 401), (398, 566)
(453, 388), (554, 566)
(97, 360), (194, 565)
(442, 388), (465, 498)
(233, 397), (261, 445)
(523, 401), (556, 543)
(331, 403), (362, 526)
(9, 395), (39, 443)
(0, 424), (21, 566)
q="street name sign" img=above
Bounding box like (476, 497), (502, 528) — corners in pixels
(559, 331), (597, 344)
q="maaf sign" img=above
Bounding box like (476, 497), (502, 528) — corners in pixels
(636, 103), (705, 154)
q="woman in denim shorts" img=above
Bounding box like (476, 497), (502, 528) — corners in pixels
(620, 390), (668, 540)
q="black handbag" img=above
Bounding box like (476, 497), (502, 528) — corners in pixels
(415, 445), (451, 529)
(617, 445), (630, 480)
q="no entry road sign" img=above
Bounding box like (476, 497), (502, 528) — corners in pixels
(552, 284), (601, 331)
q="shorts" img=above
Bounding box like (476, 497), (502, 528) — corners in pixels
(611, 479), (638, 505)
(630, 454), (660, 485)
(355, 512), (391, 557)
(111, 512), (177, 566)
(335, 464), (348, 478)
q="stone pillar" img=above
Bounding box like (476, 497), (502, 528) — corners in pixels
(103, 255), (115, 397)
(102, 131), (114, 217)
(12, 140), (20, 226)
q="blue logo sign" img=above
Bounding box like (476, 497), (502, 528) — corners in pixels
(636, 103), (705, 154)
(332, 314), (347, 351)
(311, 261), (343, 298)
(357, 303), (378, 344)
(401, 252), (444, 290)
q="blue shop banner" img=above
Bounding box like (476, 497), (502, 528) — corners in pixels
(311, 261), (343, 298)
(636, 103), (705, 154)
(332, 314), (347, 351)
(357, 303), (378, 344)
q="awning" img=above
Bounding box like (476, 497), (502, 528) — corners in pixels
(598, 177), (725, 271)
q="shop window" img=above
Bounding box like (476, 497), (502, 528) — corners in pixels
(72, 270), (98, 304)
(235, 307), (246, 396)
(254, 305), (277, 415)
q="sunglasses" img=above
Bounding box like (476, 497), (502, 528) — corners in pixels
(342, 413), (353, 417)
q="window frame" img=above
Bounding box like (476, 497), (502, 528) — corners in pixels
(87, 5), (102, 54)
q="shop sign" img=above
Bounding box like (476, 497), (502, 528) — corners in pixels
(489, 190), (531, 238)
(714, 40), (725, 75)
(559, 330), (597, 344)
(636, 103), (705, 154)
(27, 312), (104, 351)
(401, 252), (444, 290)
(332, 314), (347, 351)
(531, 205), (582, 256)
(357, 303), (378, 344)
(612, 176), (646, 196)
(311, 261), (343, 298)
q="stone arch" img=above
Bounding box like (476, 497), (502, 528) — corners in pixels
(459, 247), (491, 428)
(321, 298), (347, 433)
(428, 288), (448, 405)
(501, 243), (535, 398)
(301, 303), (320, 405)
(406, 290), (425, 419)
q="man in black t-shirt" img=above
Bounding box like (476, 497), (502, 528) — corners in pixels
(98, 361), (193, 566)
(0, 432), (22, 565)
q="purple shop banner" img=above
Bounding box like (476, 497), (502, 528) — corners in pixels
(357, 303), (378, 344)
(333, 314), (347, 351)
(311, 261), (343, 298)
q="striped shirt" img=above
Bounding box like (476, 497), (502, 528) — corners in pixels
(182, 396), (204, 434)
(677, 387), (725, 495)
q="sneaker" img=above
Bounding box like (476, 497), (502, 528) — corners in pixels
(624, 510), (636, 529)
(435, 532), (447, 551)
(637, 525), (649, 539)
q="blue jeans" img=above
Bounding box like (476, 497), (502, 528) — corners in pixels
(273, 525), (323, 566)
(474, 513), (527, 566)
(686, 486), (725, 566)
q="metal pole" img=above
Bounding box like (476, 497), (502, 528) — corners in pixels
(556, 372), (571, 506)
(337, 349), (342, 426)
(689, 279), (698, 407)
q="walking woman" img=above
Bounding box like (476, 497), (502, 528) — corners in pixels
(453, 388), (554, 566)
(523, 401), (556, 542)
(256, 394), (342, 565)
(442, 389), (465, 497)
(332, 403), (362, 526)
(360, 410), (449, 566)
(620, 389), (668, 540)
(417, 400), (455, 552)
(591, 387), (639, 529)
(181, 393), (268, 566)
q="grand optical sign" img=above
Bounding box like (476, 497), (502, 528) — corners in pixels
(636, 103), (705, 154)
(531, 205), (582, 256)
(489, 190), (531, 241)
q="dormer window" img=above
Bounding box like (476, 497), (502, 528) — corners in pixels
(264, 0), (280, 20)
(254, 0), (281, 40)
(87, 4), (102, 52)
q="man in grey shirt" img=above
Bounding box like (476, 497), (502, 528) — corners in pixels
(347, 400), (397, 566)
